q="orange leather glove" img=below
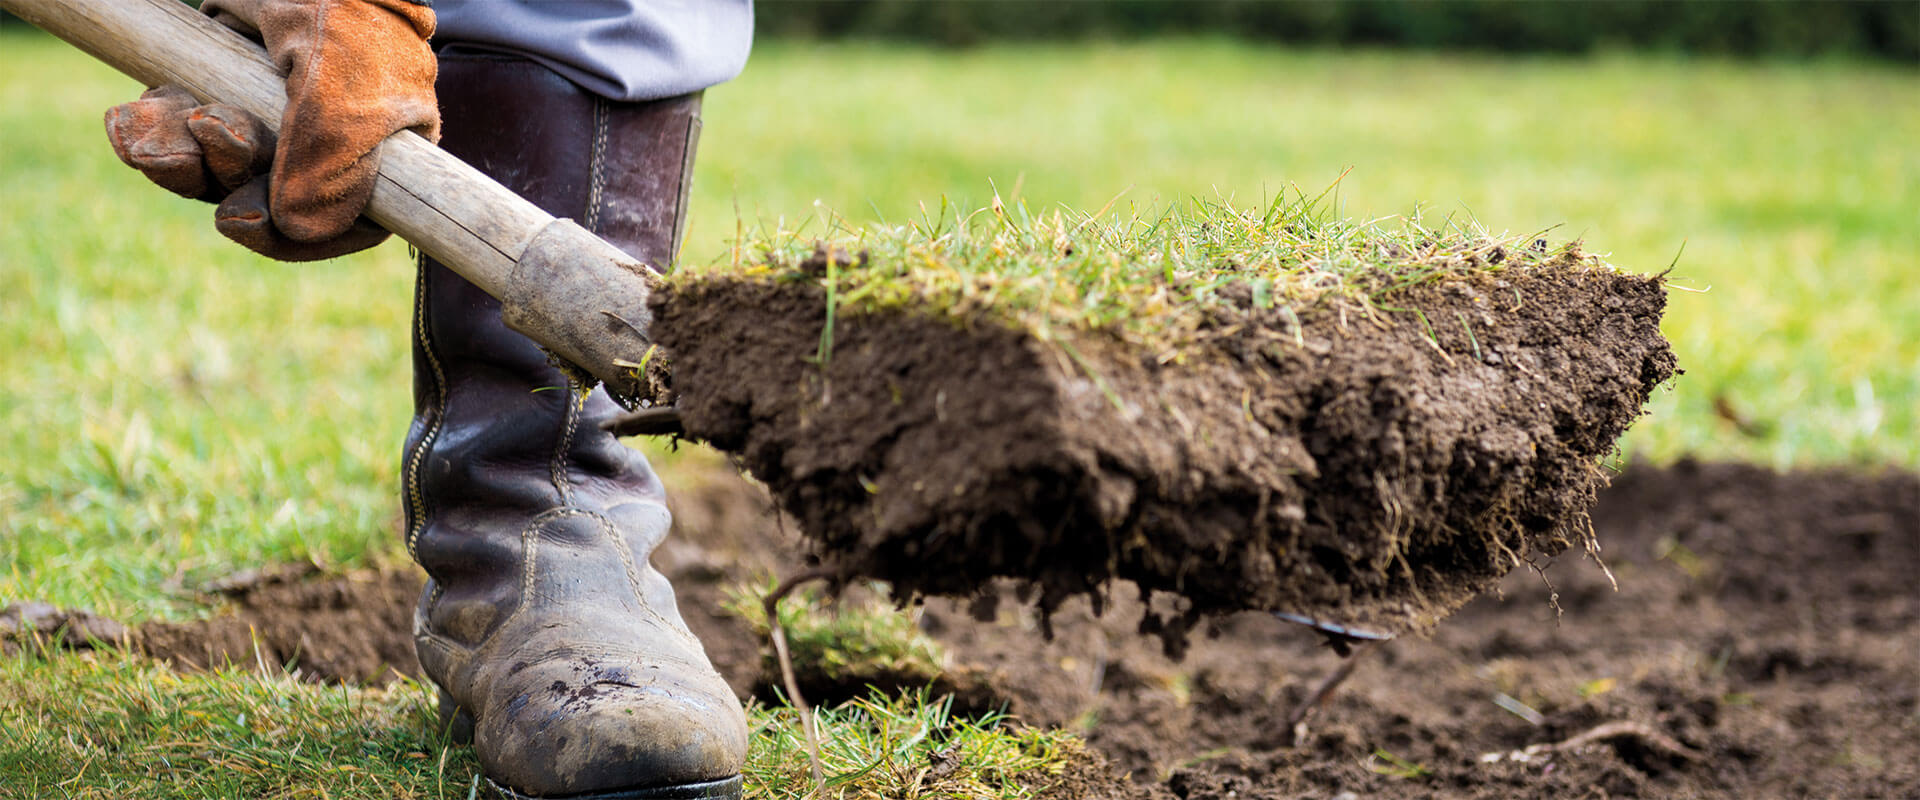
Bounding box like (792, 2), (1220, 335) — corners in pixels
(104, 0), (439, 261)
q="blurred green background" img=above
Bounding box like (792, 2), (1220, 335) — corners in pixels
(753, 0), (1919, 60)
(12, 0), (1917, 59)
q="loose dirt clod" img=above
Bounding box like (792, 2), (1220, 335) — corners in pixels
(651, 265), (1675, 647)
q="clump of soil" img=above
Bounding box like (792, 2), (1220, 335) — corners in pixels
(651, 267), (1675, 644)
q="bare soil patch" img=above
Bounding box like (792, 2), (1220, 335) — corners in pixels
(933, 459), (1920, 798)
(0, 474), (791, 689)
(135, 565), (421, 684)
(7, 459), (1913, 798)
(651, 267), (1675, 646)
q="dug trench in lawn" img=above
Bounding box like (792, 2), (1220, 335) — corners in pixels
(637, 217), (1677, 653)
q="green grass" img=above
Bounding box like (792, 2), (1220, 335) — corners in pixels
(727, 577), (949, 688)
(699, 186), (1607, 359)
(747, 692), (1082, 800)
(3, 31), (1916, 797)
(0, 649), (478, 799)
(0, 647), (1071, 800)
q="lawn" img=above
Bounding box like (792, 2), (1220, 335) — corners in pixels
(2, 33), (1915, 798)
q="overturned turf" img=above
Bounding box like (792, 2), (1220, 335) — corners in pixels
(651, 264), (1674, 644)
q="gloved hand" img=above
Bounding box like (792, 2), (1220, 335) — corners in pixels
(103, 0), (439, 261)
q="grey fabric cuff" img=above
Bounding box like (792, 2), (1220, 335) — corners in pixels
(432, 0), (753, 103)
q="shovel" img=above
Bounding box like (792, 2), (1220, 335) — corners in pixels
(4, 0), (665, 406)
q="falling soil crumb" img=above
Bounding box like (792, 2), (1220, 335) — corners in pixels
(7, 458), (1915, 799)
(651, 268), (1676, 649)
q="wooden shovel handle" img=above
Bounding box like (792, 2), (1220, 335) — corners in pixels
(3, 0), (662, 400)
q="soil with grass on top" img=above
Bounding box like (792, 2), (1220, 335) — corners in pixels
(650, 266), (1675, 646)
(7, 458), (1915, 798)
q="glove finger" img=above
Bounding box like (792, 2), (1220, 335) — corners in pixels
(201, 0), (266, 38)
(103, 86), (196, 166)
(186, 104), (277, 192)
(270, 129), (385, 244)
(104, 86), (218, 201)
(215, 176), (390, 262)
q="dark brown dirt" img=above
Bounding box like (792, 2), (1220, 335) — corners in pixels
(133, 564), (421, 683)
(935, 458), (1920, 799)
(651, 267), (1676, 647)
(8, 459), (1913, 799)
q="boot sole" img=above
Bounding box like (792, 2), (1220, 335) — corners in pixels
(441, 692), (743, 800)
(486, 775), (744, 800)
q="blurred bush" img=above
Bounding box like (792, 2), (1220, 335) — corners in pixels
(5, 1), (1914, 61)
(755, 0), (1918, 61)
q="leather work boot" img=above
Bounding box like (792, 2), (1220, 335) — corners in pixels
(403, 53), (747, 800)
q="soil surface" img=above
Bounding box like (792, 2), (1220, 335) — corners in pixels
(651, 268), (1676, 646)
(134, 565), (422, 683)
(956, 459), (1920, 799)
(6, 458), (1913, 798)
